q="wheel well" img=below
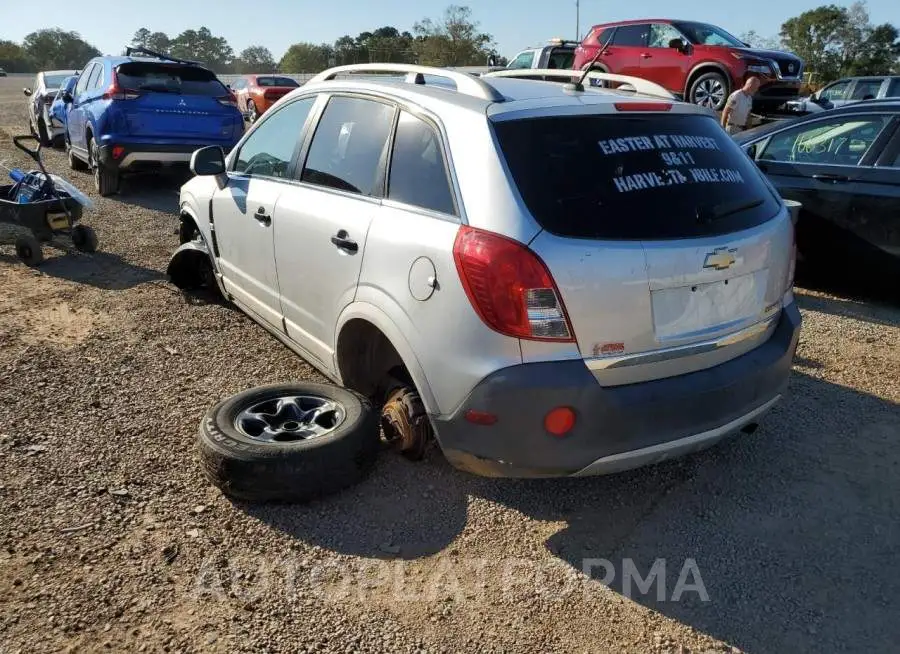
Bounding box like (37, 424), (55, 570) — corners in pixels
(178, 212), (200, 244)
(336, 319), (412, 401)
(685, 65), (732, 98)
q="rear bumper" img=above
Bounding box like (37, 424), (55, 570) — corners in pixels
(432, 301), (802, 478)
(98, 142), (235, 172)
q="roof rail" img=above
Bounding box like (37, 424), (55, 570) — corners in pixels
(307, 63), (505, 102)
(482, 69), (675, 101)
(124, 46), (203, 67)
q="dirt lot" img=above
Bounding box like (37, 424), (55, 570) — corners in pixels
(0, 76), (898, 654)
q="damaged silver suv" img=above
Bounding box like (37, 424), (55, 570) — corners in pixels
(169, 64), (801, 478)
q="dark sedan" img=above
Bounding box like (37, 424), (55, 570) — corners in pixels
(733, 99), (900, 281)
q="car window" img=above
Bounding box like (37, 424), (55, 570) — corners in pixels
(887, 79), (900, 98)
(231, 79), (245, 90)
(759, 115), (892, 166)
(300, 96), (395, 197)
(257, 76), (299, 87)
(547, 49), (574, 70)
(74, 65), (95, 96)
(851, 79), (883, 100)
(611, 25), (648, 47)
(87, 64), (104, 91)
(818, 81), (851, 102)
(594, 28), (614, 45)
(115, 63), (227, 97)
(233, 97), (315, 178)
(387, 111), (456, 215)
(492, 113), (780, 240)
(649, 24), (684, 48)
(672, 21), (745, 47)
(44, 74), (71, 88)
(508, 51), (535, 69)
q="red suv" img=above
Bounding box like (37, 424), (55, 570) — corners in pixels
(573, 19), (804, 112)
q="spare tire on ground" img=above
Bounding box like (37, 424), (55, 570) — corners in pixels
(198, 382), (380, 503)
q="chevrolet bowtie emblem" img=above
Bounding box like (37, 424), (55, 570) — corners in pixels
(703, 247), (738, 271)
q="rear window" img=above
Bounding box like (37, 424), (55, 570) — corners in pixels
(493, 113), (780, 240)
(257, 76), (299, 87)
(116, 62), (226, 96)
(44, 74), (71, 88)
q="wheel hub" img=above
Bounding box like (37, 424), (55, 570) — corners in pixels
(235, 395), (345, 442)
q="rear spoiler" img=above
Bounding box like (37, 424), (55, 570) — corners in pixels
(124, 46), (203, 67)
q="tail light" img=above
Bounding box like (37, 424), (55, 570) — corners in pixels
(217, 90), (238, 107)
(453, 226), (574, 342)
(103, 70), (141, 101)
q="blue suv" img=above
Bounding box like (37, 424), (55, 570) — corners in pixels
(64, 47), (244, 196)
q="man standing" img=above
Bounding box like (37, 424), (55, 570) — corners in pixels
(721, 76), (760, 135)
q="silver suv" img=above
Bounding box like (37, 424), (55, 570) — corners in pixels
(169, 64), (801, 478)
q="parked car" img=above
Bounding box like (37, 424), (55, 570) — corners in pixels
(23, 70), (79, 145)
(507, 38), (578, 70)
(0, 68), (7, 77)
(786, 75), (900, 115)
(230, 74), (300, 123)
(64, 46), (244, 196)
(733, 99), (900, 279)
(48, 75), (79, 139)
(573, 19), (804, 112)
(169, 63), (800, 479)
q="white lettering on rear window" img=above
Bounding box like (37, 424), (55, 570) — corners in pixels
(598, 133), (743, 193)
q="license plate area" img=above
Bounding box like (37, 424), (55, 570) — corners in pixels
(651, 269), (768, 342)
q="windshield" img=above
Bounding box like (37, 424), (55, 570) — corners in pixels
(256, 76), (299, 87)
(673, 22), (745, 47)
(44, 74), (71, 88)
(115, 62), (227, 96)
(492, 112), (779, 240)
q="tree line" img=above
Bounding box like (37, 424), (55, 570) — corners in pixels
(0, 5), (502, 75)
(740, 1), (899, 82)
(1, 2), (896, 82)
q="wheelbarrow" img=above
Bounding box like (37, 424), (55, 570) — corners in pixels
(0, 135), (98, 266)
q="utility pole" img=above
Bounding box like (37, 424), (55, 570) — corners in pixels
(576, 0), (580, 41)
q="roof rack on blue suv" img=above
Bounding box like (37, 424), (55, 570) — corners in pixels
(65, 47), (243, 196)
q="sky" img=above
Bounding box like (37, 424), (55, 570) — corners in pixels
(1, 0), (898, 61)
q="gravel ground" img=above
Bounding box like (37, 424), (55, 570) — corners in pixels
(0, 76), (898, 654)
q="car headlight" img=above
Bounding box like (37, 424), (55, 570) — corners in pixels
(747, 64), (772, 74)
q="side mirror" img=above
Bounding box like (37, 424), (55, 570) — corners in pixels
(191, 146), (227, 177)
(62, 91), (73, 104)
(23, 88), (32, 97)
(668, 38), (687, 53)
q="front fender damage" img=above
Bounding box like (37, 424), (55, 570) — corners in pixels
(167, 239), (219, 294)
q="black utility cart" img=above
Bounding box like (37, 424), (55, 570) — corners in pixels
(0, 135), (98, 266)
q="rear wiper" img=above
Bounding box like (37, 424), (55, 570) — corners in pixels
(696, 198), (764, 224)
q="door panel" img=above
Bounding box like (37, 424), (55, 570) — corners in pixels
(273, 188), (375, 367)
(642, 23), (691, 91)
(605, 24), (648, 77)
(212, 177), (282, 326)
(274, 94), (396, 366)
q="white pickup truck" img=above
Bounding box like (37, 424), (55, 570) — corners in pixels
(505, 39), (578, 70)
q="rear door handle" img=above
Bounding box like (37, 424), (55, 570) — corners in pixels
(812, 173), (849, 183)
(330, 229), (358, 254)
(253, 206), (271, 226)
(640, 53), (652, 58)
